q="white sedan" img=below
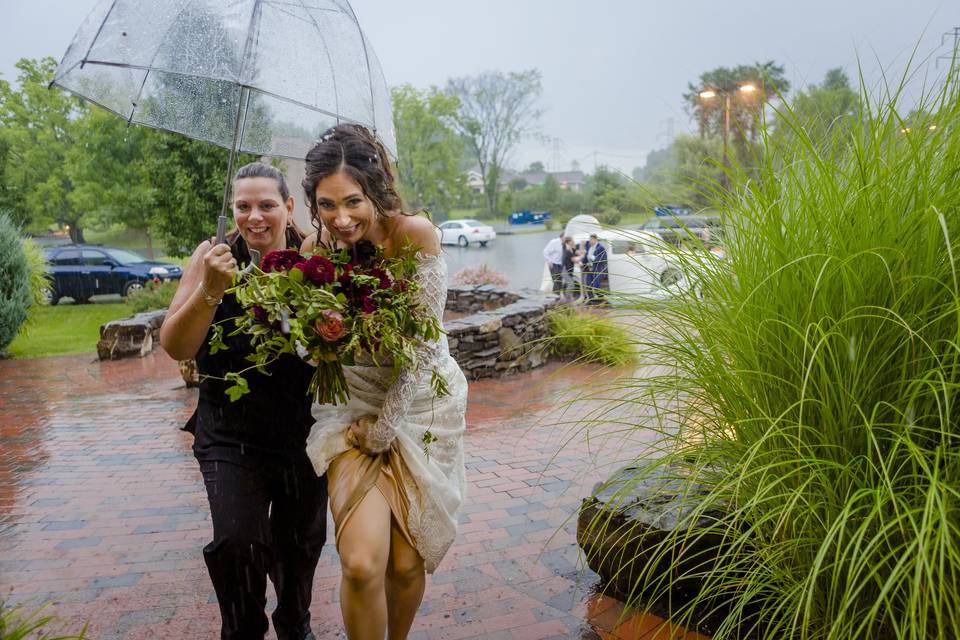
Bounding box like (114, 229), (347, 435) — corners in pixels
(436, 219), (496, 247)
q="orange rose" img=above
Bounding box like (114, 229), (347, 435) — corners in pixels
(315, 309), (347, 341)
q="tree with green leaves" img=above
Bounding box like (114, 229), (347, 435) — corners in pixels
(776, 67), (858, 147)
(142, 130), (256, 257)
(391, 85), (466, 215)
(684, 61), (790, 152)
(446, 70), (543, 216)
(0, 57), (88, 239)
(66, 108), (161, 255)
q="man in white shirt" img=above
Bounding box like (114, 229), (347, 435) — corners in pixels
(543, 232), (565, 293)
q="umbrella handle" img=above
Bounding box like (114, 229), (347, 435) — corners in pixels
(215, 215), (228, 245)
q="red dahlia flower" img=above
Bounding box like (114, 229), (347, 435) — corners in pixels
(301, 255), (337, 285)
(260, 249), (304, 273)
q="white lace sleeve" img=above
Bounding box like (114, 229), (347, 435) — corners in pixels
(362, 255), (447, 453)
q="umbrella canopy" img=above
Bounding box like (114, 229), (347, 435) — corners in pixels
(52, 0), (396, 161)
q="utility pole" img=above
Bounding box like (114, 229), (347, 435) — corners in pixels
(938, 27), (960, 67)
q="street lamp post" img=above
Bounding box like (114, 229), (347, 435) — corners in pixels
(698, 83), (757, 183)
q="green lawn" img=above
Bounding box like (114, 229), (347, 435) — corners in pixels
(8, 302), (132, 359)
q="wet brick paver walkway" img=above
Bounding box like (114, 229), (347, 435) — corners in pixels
(0, 350), (664, 639)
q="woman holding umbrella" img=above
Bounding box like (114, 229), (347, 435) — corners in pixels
(160, 162), (326, 640)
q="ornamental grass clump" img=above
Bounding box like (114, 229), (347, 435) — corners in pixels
(585, 68), (960, 639)
(548, 307), (636, 367)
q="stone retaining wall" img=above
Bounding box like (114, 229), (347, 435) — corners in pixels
(444, 285), (561, 380)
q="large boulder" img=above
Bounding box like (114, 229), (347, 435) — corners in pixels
(577, 464), (732, 634)
(97, 310), (166, 360)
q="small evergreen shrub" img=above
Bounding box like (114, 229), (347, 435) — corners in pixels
(0, 211), (31, 353)
(126, 279), (179, 313)
(22, 237), (51, 307)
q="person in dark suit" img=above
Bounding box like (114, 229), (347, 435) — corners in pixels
(583, 233), (609, 305)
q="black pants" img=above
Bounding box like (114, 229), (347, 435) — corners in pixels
(549, 263), (563, 293)
(199, 457), (328, 640)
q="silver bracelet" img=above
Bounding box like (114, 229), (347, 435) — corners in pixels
(198, 282), (222, 307)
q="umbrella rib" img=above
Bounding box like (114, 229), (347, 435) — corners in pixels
(295, 0), (340, 127)
(262, 1), (342, 15)
(81, 0), (119, 68)
(340, 0), (375, 130)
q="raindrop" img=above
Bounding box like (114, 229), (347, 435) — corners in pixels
(240, 444), (246, 456)
(847, 335), (857, 362)
(906, 406), (915, 428)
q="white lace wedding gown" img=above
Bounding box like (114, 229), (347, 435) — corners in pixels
(304, 254), (467, 572)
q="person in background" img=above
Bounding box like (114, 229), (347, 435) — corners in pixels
(542, 231), (565, 293)
(561, 236), (579, 301)
(159, 162), (326, 640)
(583, 232), (609, 306)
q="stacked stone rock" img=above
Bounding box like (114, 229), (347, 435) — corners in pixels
(444, 284), (562, 380)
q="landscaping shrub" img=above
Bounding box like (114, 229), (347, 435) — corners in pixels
(596, 208), (622, 226)
(126, 279), (178, 313)
(452, 264), (509, 287)
(0, 211), (32, 354)
(584, 68), (960, 639)
(547, 307), (635, 367)
(22, 237), (51, 307)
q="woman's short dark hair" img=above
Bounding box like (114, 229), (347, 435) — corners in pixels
(234, 161), (291, 201)
(302, 124), (404, 229)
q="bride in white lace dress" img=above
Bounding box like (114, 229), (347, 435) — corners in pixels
(299, 124), (467, 640)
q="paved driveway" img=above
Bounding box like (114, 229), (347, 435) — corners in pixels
(0, 351), (668, 639)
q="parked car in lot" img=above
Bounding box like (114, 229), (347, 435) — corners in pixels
(42, 244), (183, 304)
(436, 219), (496, 247)
(642, 215), (722, 246)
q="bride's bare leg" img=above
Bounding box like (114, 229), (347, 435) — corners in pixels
(385, 521), (426, 640)
(338, 488), (391, 640)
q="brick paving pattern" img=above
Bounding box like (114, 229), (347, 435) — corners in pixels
(0, 350), (694, 639)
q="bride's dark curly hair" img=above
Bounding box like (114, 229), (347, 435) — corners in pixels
(302, 124), (406, 231)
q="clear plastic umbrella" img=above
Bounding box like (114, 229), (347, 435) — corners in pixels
(52, 0), (395, 238)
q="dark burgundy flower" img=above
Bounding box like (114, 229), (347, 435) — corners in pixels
(392, 279), (409, 294)
(260, 249), (304, 273)
(368, 267), (392, 290)
(252, 305), (269, 324)
(358, 295), (376, 314)
(350, 240), (378, 266)
(301, 255), (336, 285)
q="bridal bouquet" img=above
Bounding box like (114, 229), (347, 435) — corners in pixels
(210, 240), (447, 406)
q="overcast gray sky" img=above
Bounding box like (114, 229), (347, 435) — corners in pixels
(2, 0), (957, 174)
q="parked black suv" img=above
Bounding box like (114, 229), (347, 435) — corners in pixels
(42, 245), (183, 304)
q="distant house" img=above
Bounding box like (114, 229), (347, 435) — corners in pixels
(519, 170), (586, 193)
(464, 166), (586, 193)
